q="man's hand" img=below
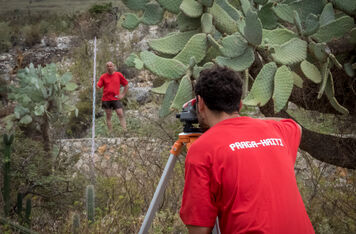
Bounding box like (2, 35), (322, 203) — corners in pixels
(115, 94), (125, 100)
(187, 225), (212, 234)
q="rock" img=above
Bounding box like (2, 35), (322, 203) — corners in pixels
(127, 86), (152, 105)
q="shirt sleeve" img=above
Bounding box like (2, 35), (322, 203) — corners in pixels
(275, 119), (301, 164)
(180, 144), (218, 227)
(97, 75), (104, 88)
(119, 73), (128, 86)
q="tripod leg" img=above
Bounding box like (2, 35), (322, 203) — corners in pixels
(212, 217), (221, 234)
(139, 153), (178, 234)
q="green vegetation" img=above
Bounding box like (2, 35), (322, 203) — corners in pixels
(0, 0), (355, 233)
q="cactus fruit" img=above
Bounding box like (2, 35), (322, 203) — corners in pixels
(216, 46), (255, 72)
(243, 62), (277, 106)
(271, 38), (307, 65)
(300, 60), (322, 83)
(180, 0), (203, 18)
(272, 65), (294, 113)
(174, 33), (207, 64)
(140, 51), (187, 79)
(244, 8), (263, 45)
(86, 185), (95, 223)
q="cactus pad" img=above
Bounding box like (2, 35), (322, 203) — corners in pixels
(142, 3), (164, 25)
(151, 81), (170, 94)
(220, 33), (248, 58)
(122, 13), (140, 30)
(319, 3), (335, 27)
(258, 3), (278, 30)
(216, 0), (242, 21)
(157, 0), (182, 14)
(148, 30), (198, 55)
(312, 16), (355, 42)
(140, 51), (187, 79)
(174, 33), (207, 65)
(177, 12), (201, 31)
(159, 80), (179, 117)
(244, 9), (263, 45)
(122, 0), (148, 10)
(201, 13), (213, 33)
(216, 46), (255, 72)
(304, 14), (319, 36)
(300, 60), (322, 83)
(292, 72), (303, 88)
(272, 65), (294, 113)
(325, 72), (349, 114)
(262, 28), (297, 46)
(243, 62), (277, 106)
(170, 75), (193, 110)
(271, 38), (307, 65)
(209, 1), (238, 34)
(201, 0), (213, 7)
(180, 0), (203, 18)
(332, 0), (356, 15)
(273, 3), (294, 23)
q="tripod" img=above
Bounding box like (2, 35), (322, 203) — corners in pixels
(138, 132), (221, 234)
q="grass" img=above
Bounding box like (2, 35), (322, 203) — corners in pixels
(0, 0), (121, 14)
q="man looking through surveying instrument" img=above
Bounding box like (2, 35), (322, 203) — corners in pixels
(179, 66), (314, 234)
(96, 61), (129, 132)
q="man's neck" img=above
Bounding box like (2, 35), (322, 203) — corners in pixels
(206, 109), (240, 127)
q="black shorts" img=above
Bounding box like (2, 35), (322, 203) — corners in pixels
(102, 100), (123, 110)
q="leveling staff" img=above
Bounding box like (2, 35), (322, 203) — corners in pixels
(97, 61), (129, 132)
(180, 66), (314, 234)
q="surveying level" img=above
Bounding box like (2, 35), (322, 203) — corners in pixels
(139, 99), (220, 234)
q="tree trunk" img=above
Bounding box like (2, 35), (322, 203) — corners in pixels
(259, 103), (356, 169)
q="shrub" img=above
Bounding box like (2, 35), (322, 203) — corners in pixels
(0, 21), (12, 52)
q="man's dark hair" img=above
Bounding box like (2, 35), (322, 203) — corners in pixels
(195, 65), (243, 114)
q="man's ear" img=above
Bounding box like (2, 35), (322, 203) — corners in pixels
(197, 95), (205, 113)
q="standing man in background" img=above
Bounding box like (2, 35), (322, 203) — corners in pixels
(97, 61), (129, 133)
(179, 66), (314, 234)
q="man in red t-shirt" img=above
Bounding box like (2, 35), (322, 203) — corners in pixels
(97, 61), (129, 132)
(179, 66), (314, 234)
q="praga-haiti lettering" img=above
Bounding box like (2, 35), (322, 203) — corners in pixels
(229, 138), (284, 151)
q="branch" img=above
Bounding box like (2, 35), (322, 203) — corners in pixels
(259, 103), (356, 169)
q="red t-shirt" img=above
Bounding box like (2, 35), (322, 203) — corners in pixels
(97, 72), (128, 101)
(180, 117), (314, 234)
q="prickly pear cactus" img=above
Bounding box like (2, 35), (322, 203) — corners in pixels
(121, 0), (355, 116)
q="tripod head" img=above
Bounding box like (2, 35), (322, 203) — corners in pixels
(176, 98), (202, 133)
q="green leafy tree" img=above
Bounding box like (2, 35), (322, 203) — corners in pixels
(8, 63), (78, 151)
(121, 0), (356, 169)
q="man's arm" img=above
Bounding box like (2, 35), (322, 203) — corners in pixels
(118, 84), (129, 99)
(187, 225), (212, 234)
(261, 117), (302, 135)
